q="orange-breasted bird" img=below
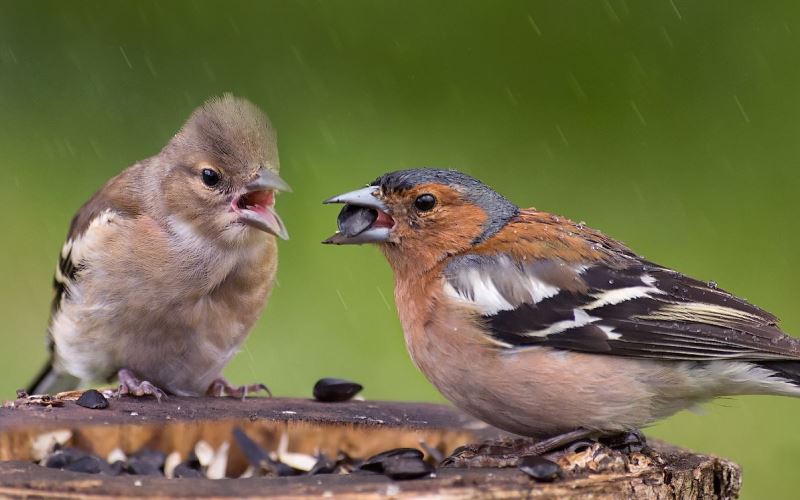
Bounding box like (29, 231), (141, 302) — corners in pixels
(324, 168), (800, 447)
(27, 94), (290, 399)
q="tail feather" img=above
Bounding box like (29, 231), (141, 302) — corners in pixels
(26, 358), (80, 395)
(758, 361), (800, 389)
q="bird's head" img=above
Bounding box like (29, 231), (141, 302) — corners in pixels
(158, 94), (290, 246)
(324, 168), (518, 274)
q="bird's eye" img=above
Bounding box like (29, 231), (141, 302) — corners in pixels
(201, 168), (220, 187)
(414, 193), (437, 212)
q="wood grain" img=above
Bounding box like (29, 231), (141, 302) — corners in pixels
(0, 396), (741, 499)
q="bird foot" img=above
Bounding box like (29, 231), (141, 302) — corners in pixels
(598, 429), (647, 454)
(441, 428), (594, 468)
(115, 368), (167, 402)
(441, 428), (649, 468)
(206, 378), (271, 400)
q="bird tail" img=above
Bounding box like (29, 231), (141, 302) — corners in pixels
(758, 361), (800, 390)
(26, 358), (80, 395)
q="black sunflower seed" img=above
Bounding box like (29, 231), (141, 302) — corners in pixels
(108, 460), (125, 476)
(76, 389), (109, 409)
(233, 428), (270, 469)
(131, 448), (166, 467)
(173, 463), (204, 478)
(333, 451), (360, 473)
(231, 427), (299, 477)
(125, 448), (166, 476)
(518, 455), (561, 482)
(337, 205), (378, 237)
(185, 451), (202, 470)
(309, 453), (337, 475)
(44, 448), (85, 469)
(359, 448), (423, 472)
(126, 459), (161, 476)
(312, 378), (363, 402)
(381, 455), (434, 480)
(64, 455), (107, 474)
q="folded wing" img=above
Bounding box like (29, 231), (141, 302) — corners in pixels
(443, 253), (800, 361)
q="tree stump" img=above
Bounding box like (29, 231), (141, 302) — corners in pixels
(0, 394), (741, 499)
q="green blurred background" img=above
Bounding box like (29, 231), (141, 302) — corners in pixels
(1, 0), (798, 496)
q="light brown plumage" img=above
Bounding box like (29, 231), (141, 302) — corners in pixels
(29, 94), (290, 397)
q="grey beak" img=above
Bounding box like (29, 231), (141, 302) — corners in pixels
(322, 226), (391, 245)
(322, 186), (392, 245)
(246, 168), (292, 193)
(323, 186), (387, 211)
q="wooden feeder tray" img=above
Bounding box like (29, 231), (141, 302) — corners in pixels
(0, 395), (741, 499)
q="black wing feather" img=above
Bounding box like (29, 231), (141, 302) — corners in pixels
(452, 258), (800, 361)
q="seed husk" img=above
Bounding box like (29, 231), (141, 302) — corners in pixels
(32, 430), (72, 461)
(193, 441), (214, 467)
(276, 431), (316, 472)
(164, 451), (181, 479)
(106, 448), (126, 464)
(205, 442), (229, 480)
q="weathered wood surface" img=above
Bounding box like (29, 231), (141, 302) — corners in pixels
(0, 396), (481, 431)
(0, 396), (741, 499)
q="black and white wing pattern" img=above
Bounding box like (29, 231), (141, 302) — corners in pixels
(443, 254), (800, 361)
(52, 208), (119, 314)
(47, 186), (128, 347)
(28, 192), (124, 394)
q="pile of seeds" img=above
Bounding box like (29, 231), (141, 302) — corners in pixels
(33, 427), (437, 481)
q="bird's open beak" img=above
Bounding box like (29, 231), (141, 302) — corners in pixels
(322, 186), (394, 244)
(232, 168), (291, 240)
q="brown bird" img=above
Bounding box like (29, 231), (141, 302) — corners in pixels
(325, 168), (800, 451)
(27, 94), (290, 399)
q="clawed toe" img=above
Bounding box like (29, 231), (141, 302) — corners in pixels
(442, 427), (648, 469)
(115, 368), (167, 402)
(599, 429), (647, 454)
(514, 428), (596, 457)
(442, 428), (596, 468)
(206, 379), (271, 399)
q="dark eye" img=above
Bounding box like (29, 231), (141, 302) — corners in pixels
(201, 168), (220, 187)
(414, 193), (437, 212)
